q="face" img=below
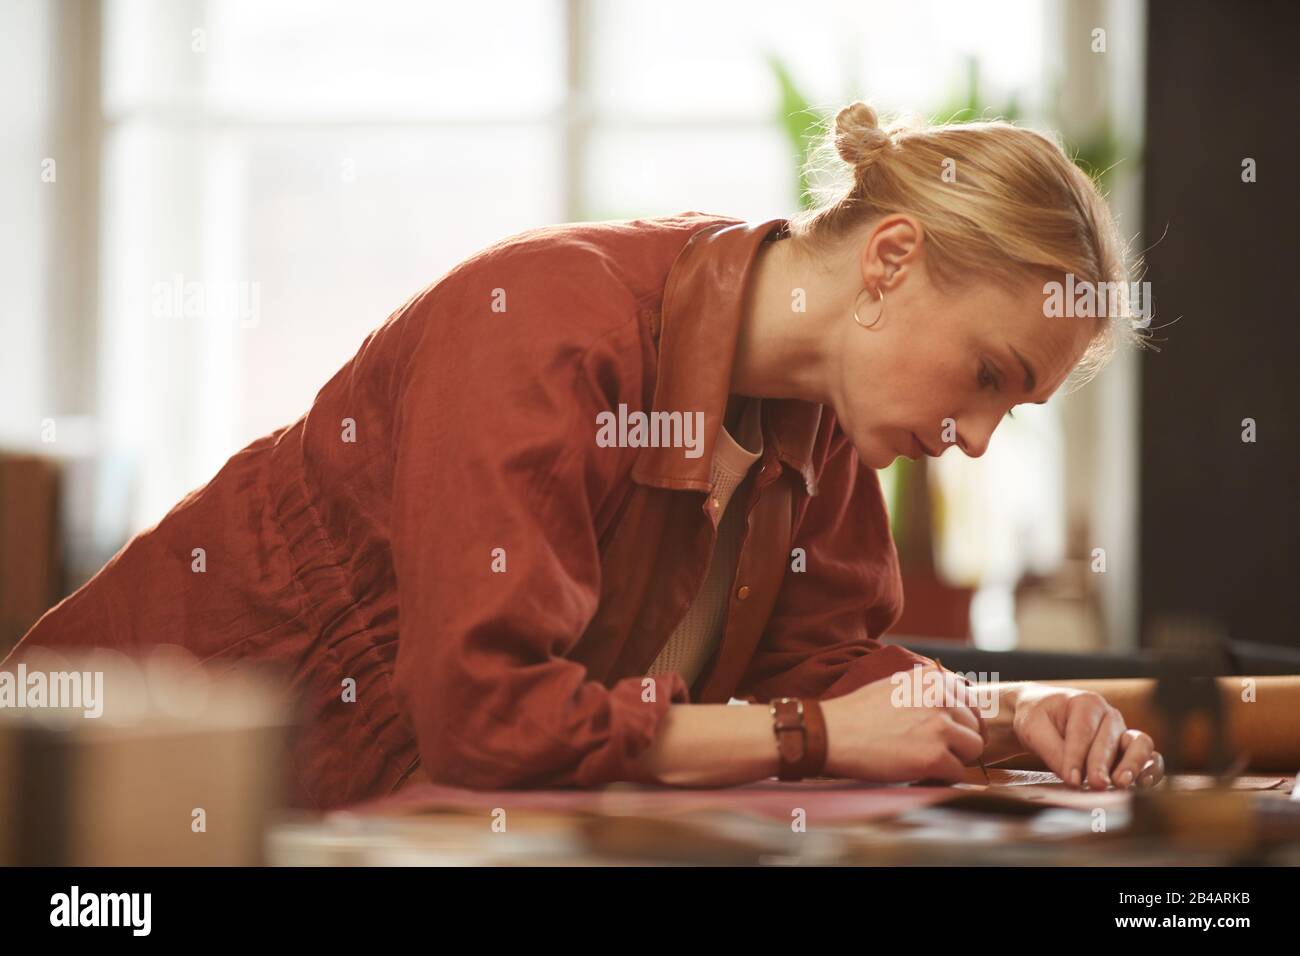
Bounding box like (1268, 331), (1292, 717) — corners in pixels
(831, 238), (1096, 470)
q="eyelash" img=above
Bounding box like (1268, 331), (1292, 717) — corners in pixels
(978, 361), (1016, 420)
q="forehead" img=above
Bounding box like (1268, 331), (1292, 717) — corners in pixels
(962, 277), (1096, 397)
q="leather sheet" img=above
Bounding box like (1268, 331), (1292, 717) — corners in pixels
(348, 777), (960, 824)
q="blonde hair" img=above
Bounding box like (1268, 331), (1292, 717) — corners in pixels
(788, 102), (1147, 387)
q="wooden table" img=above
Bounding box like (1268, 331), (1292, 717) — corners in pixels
(265, 769), (1300, 866)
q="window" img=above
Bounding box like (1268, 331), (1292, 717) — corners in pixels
(42, 0), (1139, 649)
(100, 0), (566, 527)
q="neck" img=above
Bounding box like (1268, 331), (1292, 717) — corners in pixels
(730, 235), (856, 408)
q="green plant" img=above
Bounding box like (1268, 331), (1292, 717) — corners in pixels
(765, 52), (827, 211)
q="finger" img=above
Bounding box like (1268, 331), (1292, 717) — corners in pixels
(1110, 729), (1155, 789)
(1082, 708), (1126, 789)
(938, 673), (991, 745)
(917, 669), (986, 741)
(942, 693), (983, 739)
(932, 668), (973, 705)
(940, 718), (988, 766)
(923, 746), (971, 784)
(956, 679), (992, 745)
(969, 698), (989, 745)
(1136, 751), (1166, 788)
(1061, 695), (1108, 788)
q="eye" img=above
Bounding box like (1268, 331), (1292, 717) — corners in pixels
(978, 360), (1015, 419)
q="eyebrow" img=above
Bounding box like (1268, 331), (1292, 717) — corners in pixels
(1008, 346), (1047, 404)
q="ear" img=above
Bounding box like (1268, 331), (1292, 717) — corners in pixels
(859, 215), (925, 292)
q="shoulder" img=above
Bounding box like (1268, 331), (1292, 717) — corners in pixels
(436, 211), (741, 323)
(390, 211), (740, 365)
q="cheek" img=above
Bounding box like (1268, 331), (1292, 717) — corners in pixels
(840, 330), (969, 438)
(907, 340), (973, 402)
(886, 351), (958, 418)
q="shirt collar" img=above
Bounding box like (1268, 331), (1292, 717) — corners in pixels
(631, 216), (825, 496)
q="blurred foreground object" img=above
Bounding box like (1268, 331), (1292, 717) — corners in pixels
(0, 647), (289, 865)
(0, 453), (63, 653)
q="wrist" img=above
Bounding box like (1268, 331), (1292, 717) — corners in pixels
(820, 696), (847, 777)
(981, 681), (1031, 762)
(769, 697), (829, 780)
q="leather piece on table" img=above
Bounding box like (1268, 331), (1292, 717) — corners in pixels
(959, 766), (1292, 791)
(354, 767), (1296, 825)
(345, 778), (962, 824)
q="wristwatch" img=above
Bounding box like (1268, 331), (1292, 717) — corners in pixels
(770, 697), (828, 781)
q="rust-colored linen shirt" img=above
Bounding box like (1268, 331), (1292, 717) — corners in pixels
(5, 212), (930, 809)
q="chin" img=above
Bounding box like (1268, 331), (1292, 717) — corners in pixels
(847, 434), (896, 470)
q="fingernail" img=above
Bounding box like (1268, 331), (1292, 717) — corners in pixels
(1118, 769), (1133, 787)
(1099, 768), (1111, 787)
(1069, 768), (1081, 787)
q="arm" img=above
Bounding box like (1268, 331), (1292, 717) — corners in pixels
(633, 704), (781, 786)
(389, 278), (692, 790)
(635, 683), (989, 788)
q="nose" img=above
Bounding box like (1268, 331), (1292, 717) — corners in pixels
(957, 413), (999, 459)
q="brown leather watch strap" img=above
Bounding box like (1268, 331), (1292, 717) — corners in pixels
(770, 697), (828, 781)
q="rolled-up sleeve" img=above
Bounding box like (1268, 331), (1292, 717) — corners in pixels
(736, 428), (932, 702)
(389, 275), (688, 790)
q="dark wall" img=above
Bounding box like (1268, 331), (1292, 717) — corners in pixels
(1140, 1), (1300, 648)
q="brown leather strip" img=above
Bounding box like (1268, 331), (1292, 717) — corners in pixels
(801, 697), (828, 779)
(771, 697), (828, 781)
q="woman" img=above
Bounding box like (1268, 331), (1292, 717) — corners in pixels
(5, 103), (1164, 808)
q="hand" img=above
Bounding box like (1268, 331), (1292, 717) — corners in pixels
(822, 667), (988, 784)
(1011, 684), (1166, 790)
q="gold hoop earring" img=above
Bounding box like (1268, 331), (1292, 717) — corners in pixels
(853, 286), (886, 330)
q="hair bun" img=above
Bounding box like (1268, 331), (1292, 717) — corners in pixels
(834, 101), (892, 170)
